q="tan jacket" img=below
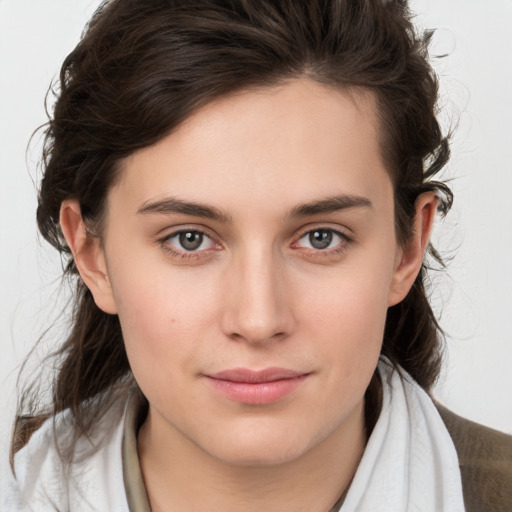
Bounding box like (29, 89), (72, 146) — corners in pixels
(437, 404), (512, 512)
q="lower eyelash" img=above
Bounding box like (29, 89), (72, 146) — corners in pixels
(158, 232), (204, 259)
(158, 228), (223, 261)
(161, 245), (203, 260)
(302, 243), (350, 259)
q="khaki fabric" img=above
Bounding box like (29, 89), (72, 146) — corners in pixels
(122, 393), (151, 512)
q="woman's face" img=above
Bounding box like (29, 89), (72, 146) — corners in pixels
(98, 79), (407, 465)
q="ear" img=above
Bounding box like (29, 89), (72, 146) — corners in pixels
(388, 191), (439, 307)
(59, 199), (118, 314)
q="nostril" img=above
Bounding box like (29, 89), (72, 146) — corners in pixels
(227, 329), (287, 344)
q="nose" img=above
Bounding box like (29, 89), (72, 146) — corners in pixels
(221, 247), (295, 344)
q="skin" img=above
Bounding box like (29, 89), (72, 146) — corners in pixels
(60, 79), (437, 512)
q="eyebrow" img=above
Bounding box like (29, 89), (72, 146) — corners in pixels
(137, 193), (372, 223)
(288, 194), (372, 218)
(137, 197), (232, 223)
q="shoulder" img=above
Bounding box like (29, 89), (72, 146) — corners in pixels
(3, 400), (130, 512)
(2, 414), (69, 511)
(435, 402), (512, 512)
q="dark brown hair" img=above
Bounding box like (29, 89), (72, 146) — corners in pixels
(12, 0), (452, 460)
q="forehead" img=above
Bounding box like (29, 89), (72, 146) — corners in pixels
(112, 79), (392, 217)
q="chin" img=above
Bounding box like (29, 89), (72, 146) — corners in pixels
(201, 423), (322, 468)
(212, 443), (308, 468)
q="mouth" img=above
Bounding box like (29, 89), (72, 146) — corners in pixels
(205, 367), (310, 405)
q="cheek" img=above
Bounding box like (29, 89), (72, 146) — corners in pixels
(107, 259), (222, 390)
(294, 249), (395, 384)
(308, 279), (388, 367)
(298, 250), (394, 339)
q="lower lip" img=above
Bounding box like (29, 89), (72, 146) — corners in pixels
(206, 375), (308, 405)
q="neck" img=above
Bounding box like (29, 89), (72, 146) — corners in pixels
(137, 400), (366, 512)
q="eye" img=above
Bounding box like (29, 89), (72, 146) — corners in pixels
(165, 230), (217, 252)
(296, 228), (346, 251)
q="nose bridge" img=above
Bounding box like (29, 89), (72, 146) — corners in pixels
(223, 242), (292, 343)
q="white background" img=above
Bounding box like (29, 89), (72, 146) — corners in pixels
(1, 0), (511, 472)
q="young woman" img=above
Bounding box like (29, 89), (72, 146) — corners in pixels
(3, 0), (511, 511)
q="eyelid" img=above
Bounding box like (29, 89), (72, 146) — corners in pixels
(158, 225), (222, 258)
(158, 223), (221, 241)
(290, 225), (353, 255)
(292, 224), (352, 243)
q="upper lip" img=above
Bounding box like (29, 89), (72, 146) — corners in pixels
(207, 367), (308, 383)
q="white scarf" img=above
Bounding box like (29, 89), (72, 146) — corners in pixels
(3, 359), (466, 511)
(338, 358), (466, 512)
(2, 397), (129, 511)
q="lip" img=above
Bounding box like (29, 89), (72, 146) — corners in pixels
(205, 367), (309, 405)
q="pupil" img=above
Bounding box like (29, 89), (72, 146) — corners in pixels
(179, 231), (203, 250)
(309, 230), (332, 250)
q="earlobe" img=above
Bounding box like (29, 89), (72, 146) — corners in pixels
(388, 192), (439, 307)
(59, 200), (118, 314)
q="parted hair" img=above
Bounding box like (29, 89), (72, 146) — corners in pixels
(12, 0), (452, 460)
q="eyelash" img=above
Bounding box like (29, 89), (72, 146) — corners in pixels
(292, 227), (352, 258)
(159, 229), (220, 260)
(158, 227), (352, 261)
